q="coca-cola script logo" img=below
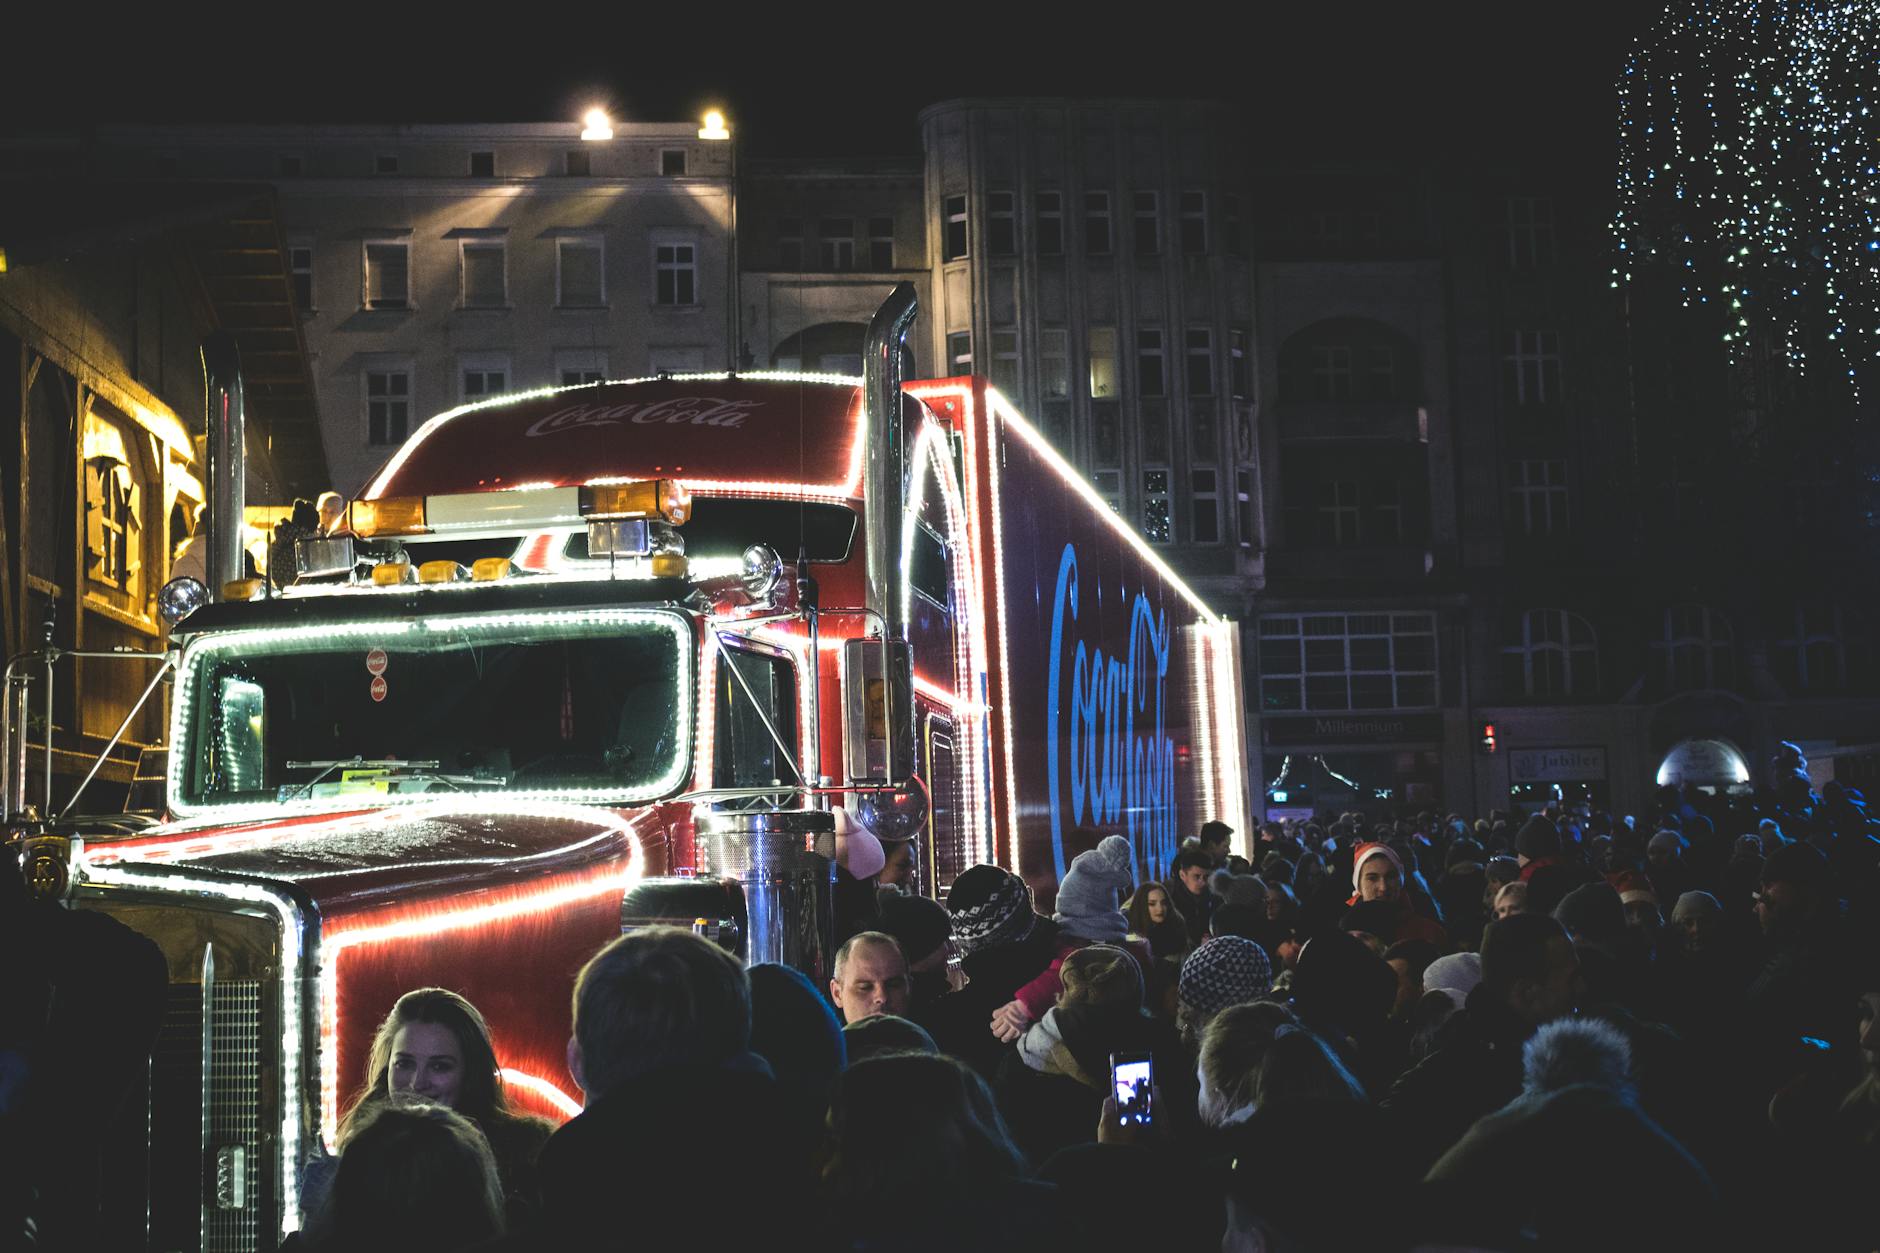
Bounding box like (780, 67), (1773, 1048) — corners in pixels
(525, 397), (761, 437)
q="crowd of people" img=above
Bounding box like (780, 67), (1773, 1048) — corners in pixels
(227, 750), (1880, 1249)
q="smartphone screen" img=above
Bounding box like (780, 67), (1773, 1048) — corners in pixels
(1110, 1052), (1154, 1126)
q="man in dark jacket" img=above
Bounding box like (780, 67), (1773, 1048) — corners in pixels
(1381, 912), (1583, 1175)
(918, 864), (1064, 1078)
(535, 928), (816, 1248)
(1163, 847), (1215, 947)
(1514, 813), (1595, 916)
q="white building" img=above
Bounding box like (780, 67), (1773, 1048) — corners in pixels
(97, 122), (737, 494)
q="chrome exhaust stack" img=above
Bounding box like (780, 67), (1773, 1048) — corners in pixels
(860, 283), (919, 786)
(200, 333), (247, 598)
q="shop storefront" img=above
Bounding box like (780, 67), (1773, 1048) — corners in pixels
(1260, 713), (1446, 820)
(1507, 745), (1611, 811)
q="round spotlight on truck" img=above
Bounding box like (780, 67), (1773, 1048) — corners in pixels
(158, 576), (209, 625)
(740, 544), (783, 602)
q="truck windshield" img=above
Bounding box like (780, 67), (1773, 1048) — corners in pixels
(175, 607), (691, 811)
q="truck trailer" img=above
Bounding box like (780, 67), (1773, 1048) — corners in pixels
(3, 286), (1248, 1250)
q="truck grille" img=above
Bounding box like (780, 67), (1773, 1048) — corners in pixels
(81, 895), (285, 1253)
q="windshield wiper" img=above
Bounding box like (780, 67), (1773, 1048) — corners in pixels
(281, 756), (496, 801)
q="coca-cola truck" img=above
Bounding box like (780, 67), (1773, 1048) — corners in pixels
(3, 286), (1248, 1251)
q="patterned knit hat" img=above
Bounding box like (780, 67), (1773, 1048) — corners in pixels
(946, 864), (1038, 956)
(1177, 936), (1273, 1021)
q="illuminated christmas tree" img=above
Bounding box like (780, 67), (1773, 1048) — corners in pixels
(1612, 0), (1879, 408)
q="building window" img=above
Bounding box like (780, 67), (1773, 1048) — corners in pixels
(819, 218), (854, 270)
(459, 239), (507, 308)
(1230, 327), (1251, 398)
(1180, 190), (1208, 254)
(655, 242), (696, 306)
(1142, 408), (1170, 463)
(460, 354), (510, 403)
(278, 153), (304, 177)
(1309, 345), (1353, 400)
(1093, 470), (1122, 515)
(557, 235), (605, 307)
(1361, 345), (1396, 400)
(564, 149), (591, 177)
(375, 154), (399, 175)
(365, 369), (411, 446)
(1092, 402), (1121, 468)
(661, 148), (687, 176)
(288, 241), (314, 312)
(777, 217), (803, 270)
(1235, 469), (1256, 548)
(1192, 405), (1217, 460)
(1774, 603), (1847, 692)
(990, 329), (1019, 393)
(1368, 479), (1404, 542)
(1508, 459), (1569, 536)
(1085, 191), (1112, 255)
(1133, 191), (1159, 255)
(1191, 468), (1221, 544)
(987, 191), (1016, 256)
(1654, 605), (1735, 691)
(1502, 609), (1599, 699)
(1506, 196), (1556, 268)
(869, 216), (894, 268)
(1137, 328), (1166, 397)
(1142, 470), (1172, 544)
(1088, 326), (1118, 398)
(1502, 330), (1563, 404)
(363, 239), (410, 309)
(947, 331), (972, 374)
(1040, 328), (1070, 399)
(1259, 612), (1439, 712)
(469, 150), (495, 177)
(556, 349), (608, 386)
(943, 194), (968, 261)
(1036, 191), (1064, 256)
(1353, 210), (1382, 241)
(647, 346), (705, 374)
(1186, 328), (1214, 396)
(82, 418), (141, 594)
(1224, 194), (1244, 254)
(1316, 481), (1362, 545)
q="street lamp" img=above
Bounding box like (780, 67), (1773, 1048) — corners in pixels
(580, 109), (613, 141)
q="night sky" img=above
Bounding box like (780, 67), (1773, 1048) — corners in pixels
(5, 5), (1642, 169)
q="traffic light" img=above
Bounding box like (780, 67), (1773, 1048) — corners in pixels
(1478, 722), (1498, 754)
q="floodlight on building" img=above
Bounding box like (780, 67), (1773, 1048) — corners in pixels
(699, 110), (730, 141)
(581, 109), (613, 141)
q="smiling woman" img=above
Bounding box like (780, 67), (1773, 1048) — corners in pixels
(334, 988), (554, 1206)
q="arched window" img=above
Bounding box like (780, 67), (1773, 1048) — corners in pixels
(1277, 317), (1421, 404)
(81, 410), (143, 598)
(1500, 609), (1598, 699)
(1773, 602), (1862, 693)
(1654, 605), (1734, 691)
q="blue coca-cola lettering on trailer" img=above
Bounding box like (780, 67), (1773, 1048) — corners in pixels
(1045, 542), (1177, 883)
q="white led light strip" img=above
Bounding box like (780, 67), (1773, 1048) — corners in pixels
(169, 609), (693, 822)
(363, 371), (866, 502)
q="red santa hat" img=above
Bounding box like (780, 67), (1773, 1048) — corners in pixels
(1347, 842), (1406, 905)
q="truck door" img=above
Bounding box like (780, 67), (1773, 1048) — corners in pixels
(712, 643), (800, 804)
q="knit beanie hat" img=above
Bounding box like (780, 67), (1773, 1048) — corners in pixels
(1553, 883), (1627, 950)
(1515, 815), (1562, 862)
(748, 963), (846, 1088)
(876, 893), (951, 964)
(1669, 891), (1720, 924)
(1210, 902), (1265, 941)
(1646, 829), (1683, 859)
(1053, 835), (1136, 942)
(1178, 936), (1273, 1021)
(1349, 842), (1405, 897)
(1761, 841), (1830, 890)
(1423, 951), (1484, 1011)
(947, 864), (1038, 955)
(1210, 868), (1268, 907)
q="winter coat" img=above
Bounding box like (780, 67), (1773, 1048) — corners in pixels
(994, 1004), (1187, 1165)
(1379, 984), (1535, 1176)
(531, 1056), (816, 1249)
(1162, 876), (1212, 947)
(917, 917), (1063, 1079)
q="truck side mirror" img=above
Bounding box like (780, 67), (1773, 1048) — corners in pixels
(842, 638), (913, 784)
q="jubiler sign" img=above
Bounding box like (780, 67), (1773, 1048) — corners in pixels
(1509, 746), (1608, 783)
